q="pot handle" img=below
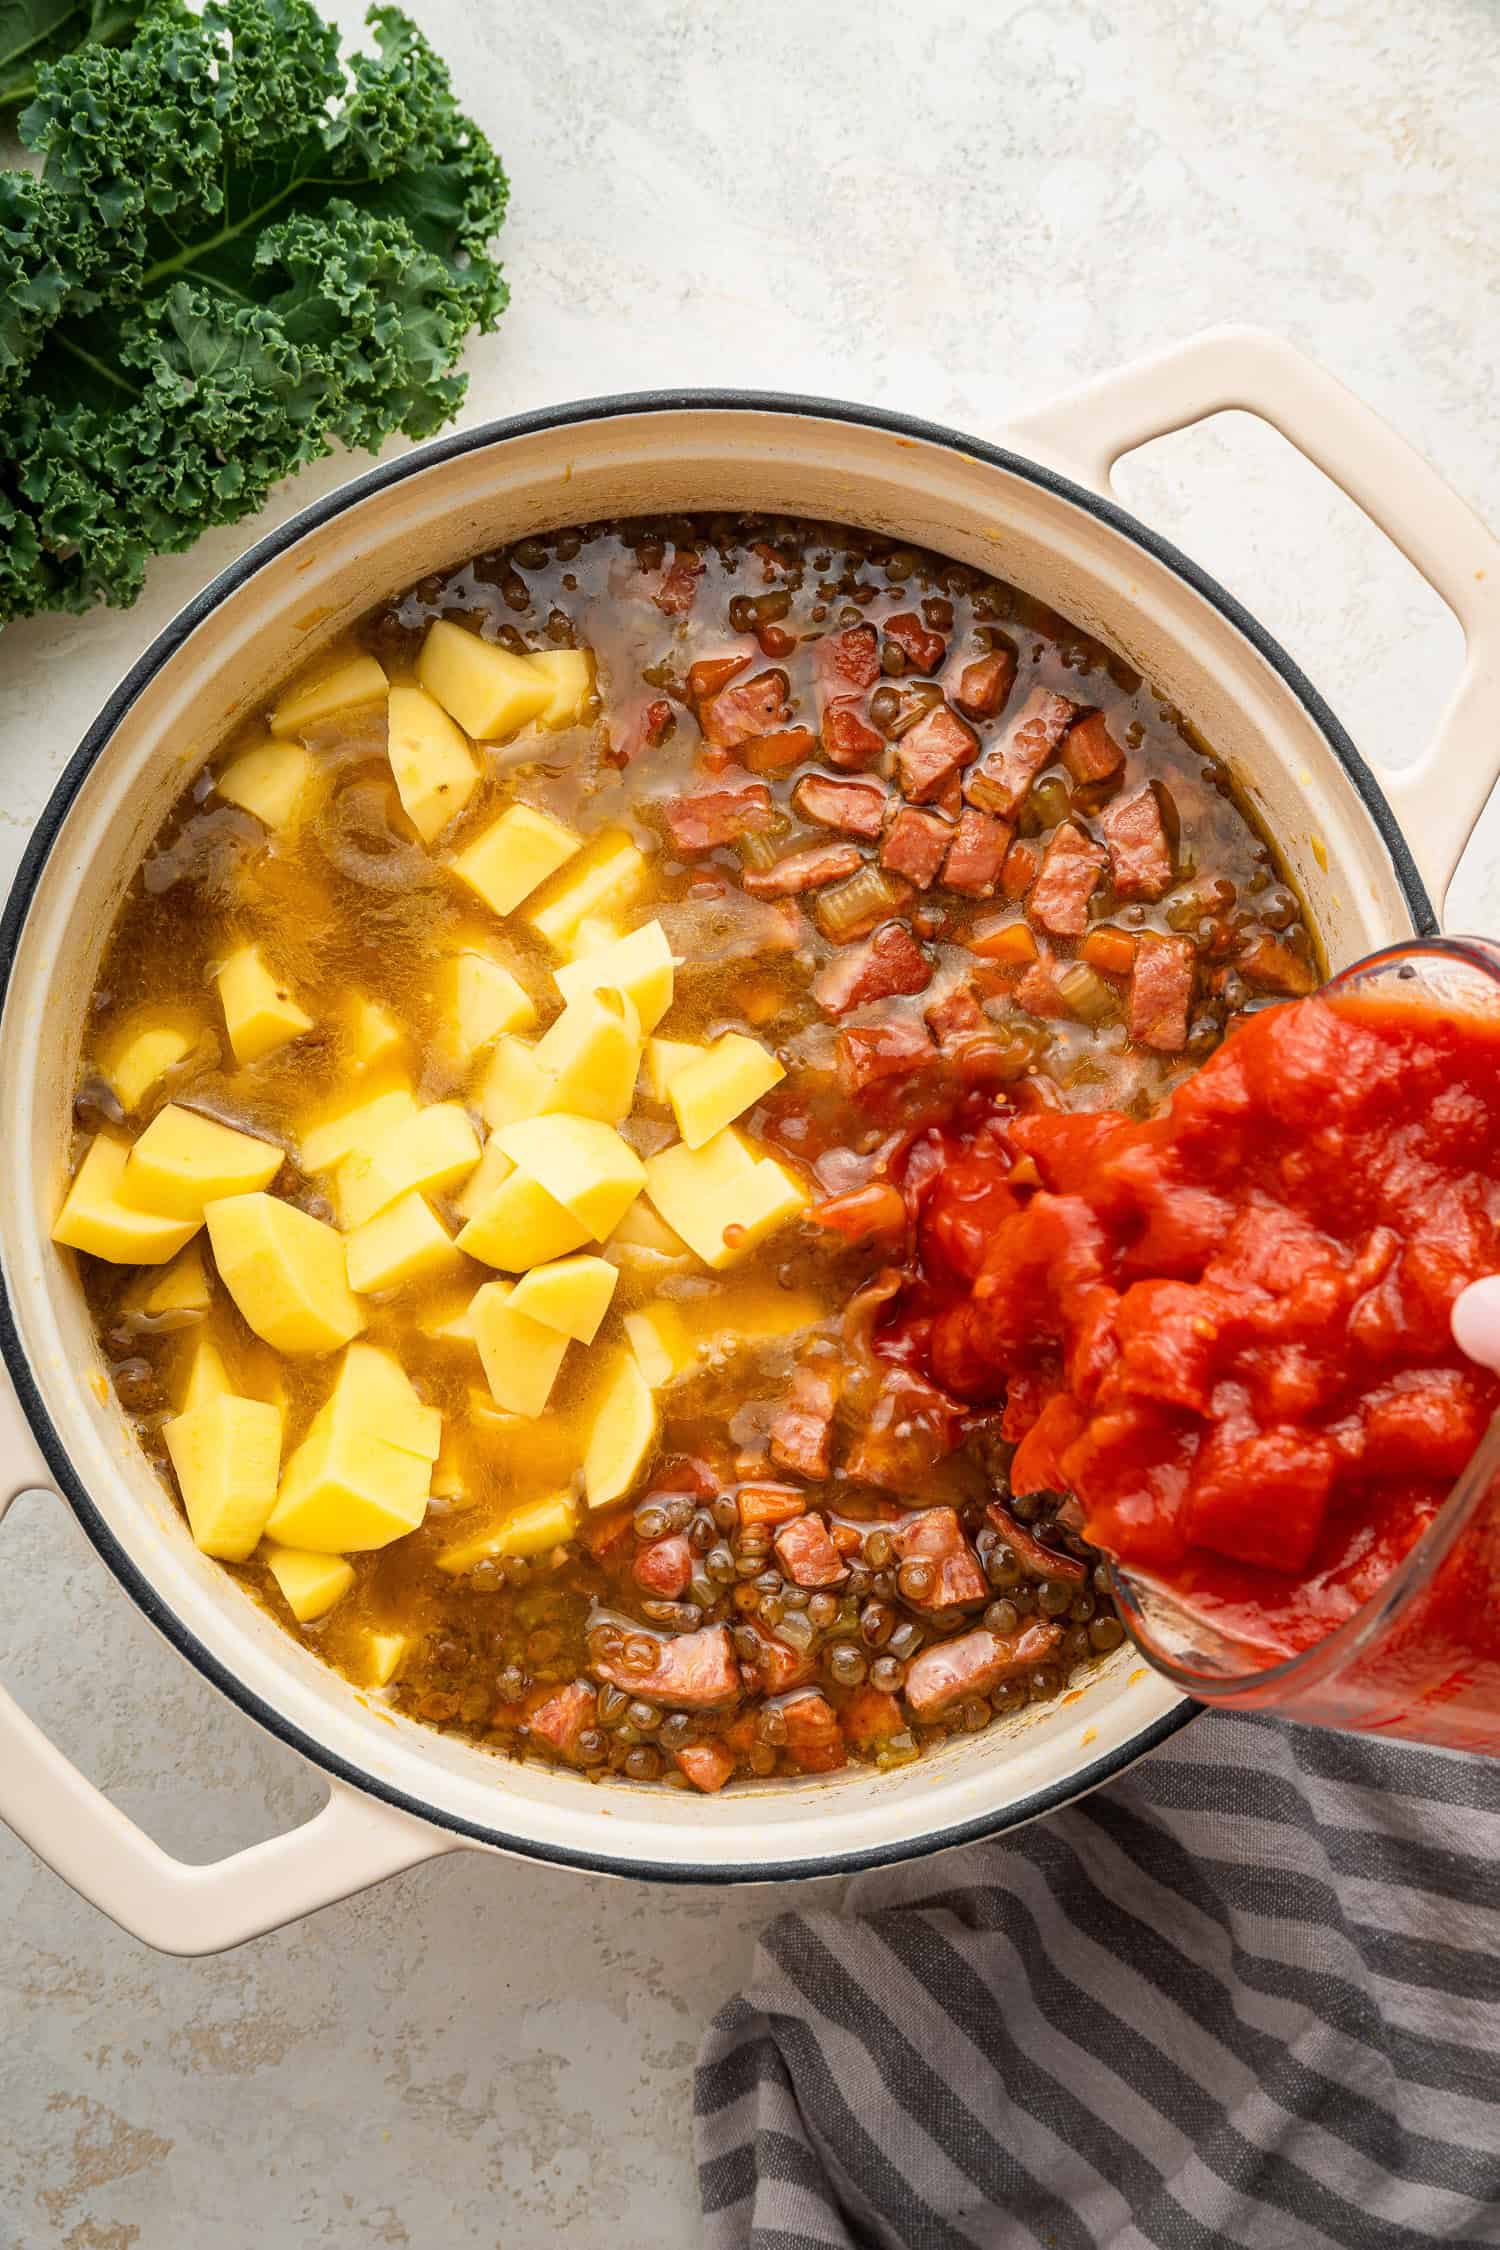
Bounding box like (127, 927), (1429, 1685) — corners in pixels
(0, 1394), (459, 1956)
(1006, 325), (1500, 914)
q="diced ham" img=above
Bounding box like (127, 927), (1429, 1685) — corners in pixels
(742, 841), (865, 897)
(893, 704), (979, 803)
(774, 1512), (848, 1588)
(741, 1617), (816, 1694)
(1130, 930), (1196, 1052)
(781, 1690), (846, 1773)
(953, 645), (1017, 720)
(591, 1622), (741, 1709)
(844, 1367), (962, 1490)
(1015, 949), (1067, 1017)
(880, 806), (952, 889)
(792, 773), (888, 838)
(925, 980), (987, 1045)
(701, 669), (790, 748)
(741, 726), (816, 774)
(813, 921), (932, 1015)
(943, 807), (1012, 897)
(1102, 785), (1174, 900)
(608, 696), (675, 766)
(633, 1532), (694, 1599)
(663, 779), (777, 854)
(822, 703), (885, 769)
(1027, 821), (1108, 939)
(841, 1685), (906, 1751)
(813, 624), (880, 705)
(884, 610), (947, 673)
(904, 1620), (1064, 1718)
(770, 1362), (842, 1482)
(1000, 838), (1039, 899)
(654, 548), (703, 616)
(738, 1482), (808, 1527)
(674, 1742), (737, 1793)
(965, 688), (1086, 817)
(1238, 934), (1318, 996)
(688, 652), (750, 703)
(525, 1681), (595, 1757)
(890, 1506), (988, 1608)
(836, 1017), (937, 1100)
(1061, 711), (1125, 785)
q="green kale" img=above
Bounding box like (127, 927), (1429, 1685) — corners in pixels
(0, 0), (509, 621)
(0, 0), (144, 120)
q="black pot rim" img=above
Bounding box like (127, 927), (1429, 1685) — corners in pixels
(0, 388), (1433, 1886)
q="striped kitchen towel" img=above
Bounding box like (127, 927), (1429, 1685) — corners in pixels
(695, 1709), (1500, 2248)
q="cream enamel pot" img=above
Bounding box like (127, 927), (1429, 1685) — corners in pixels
(2, 326), (1498, 1956)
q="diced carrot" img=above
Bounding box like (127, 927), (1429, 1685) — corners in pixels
(968, 918), (1039, 967)
(1081, 926), (1137, 979)
(737, 1482), (808, 1527)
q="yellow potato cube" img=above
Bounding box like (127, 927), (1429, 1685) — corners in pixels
(119, 1104), (283, 1220)
(337, 1101), (481, 1229)
(623, 1303), (696, 1388)
(526, 648), (595, 729)
(345, 998), (405, 1073)
(496, 1114), (645, 1241)
(453, 1137), (512, 1222)
(267, 1422), (429, 1552)
(556, 918), (677, 1034)
(470, 1280), (570, 1418)
(455, 1169), (591, 1270)
(609, 1199), (692, 1257)
(583, 1353), (659, 1508)
(437, 951), (536, 1060)
(318, 1344), (441, 1461)
(360, 1630), (409, 1685)
(163, 1393), (282, 1560)
(238, 1338), (289, 1431)
(418, 618), (553, 740)
(418, 1293), (479, 1350)
(215, 739), (314, 831)
(270, 655), (387, 738)
(643, 1130), (808, 1270)
(176, 1332), (233, 1412)
(669, 1033), (785, 1149)
(437, 1490), (578, 1574)
(532, 986), (642, 1123)
(216, 945), (313, 1067)
(449, 802), (580, 919)
(526, 830), (649, 951)
(205, 1192), (365, 1354)
(476, 1037), (550, 1132)
(508, 1253), (618, 1343)
(386, 682), (480, 844)
(643, 1034), (701, 1103)
(140, 1239), (211, 1318)
(561, 916), (621, 963)
(264, 1544), (355, 1622)
(299, 1084), (417, 1174)
(98, 1010), (198, 1112)
(52, 1136), (199, 1265)
(346, 1192), (462, 1295)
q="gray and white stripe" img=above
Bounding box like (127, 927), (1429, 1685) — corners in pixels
(696, 1713), (1500, 2248)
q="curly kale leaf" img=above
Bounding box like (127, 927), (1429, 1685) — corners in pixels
(0, 0), (143, 120)
(0, 0), (509, 620)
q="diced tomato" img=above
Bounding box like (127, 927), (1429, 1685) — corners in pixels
(809, 1181), (909, 1249)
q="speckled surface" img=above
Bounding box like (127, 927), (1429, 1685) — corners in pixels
(3, 2), (1499, 2241)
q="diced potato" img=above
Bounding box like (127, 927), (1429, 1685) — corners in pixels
(455, 1169), (591, 1270)
(264, 1544), (355, 1623)
(98, 1010), (198, 1112)
(624, 1302), (696, 1388)
(469, 1280), (570, 1418)
(560, 916), (622, 963)
(322, 1343), (442, 1460)
(509, 1253), (618, 1343)
(609, 1199), (692, 1258)
(141, 1240), (212, 1318)
(418, 619), (553, 740)
(238, 1338), (289, 1431)
(205, 1192), (365, 1354)
(526, 648), (595, 729)
(337, 1102), (481, 1229)
(52, 1136), (199, 1265)
(449, 802), (581, 919)
(386, 682), (480, 844)
(270, 655), (388, 738)
(299, 1084), (417, 1174)
(436, 952), (536, 1061)
(496, 1114), (645, 1240)
(532, 986), (642, 1123)
(176, 1333), (233, 1412)
(215, 740), (314, 831)
(345, 998), (405, 1073)
(346, 1192), (463, 1294)
(583, 1353), (659, 1508)
(418, 1293), (479, 1350)
(643, 1130), (808, 1270)
(163, 1393), (282, 1560)
(430, 1428), (467, 1498)
(119, 1104), (283, 1220)
(360, 1630), (409, 1686)
(453, 1137), (512, 1222)
(436, 1490), (577, 1574)
(526, 830), (649, 951)
(643, 1035), (701, 1103)
(267, 1421), (430, 1552)
(669, 1033), (785, 1149)
(476, 1038), (550, 1131)
(556, 918), (676, 1034)
(216, 945), (313, 1067)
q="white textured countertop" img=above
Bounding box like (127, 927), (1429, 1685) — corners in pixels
(3, 1), (1499, 2241)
